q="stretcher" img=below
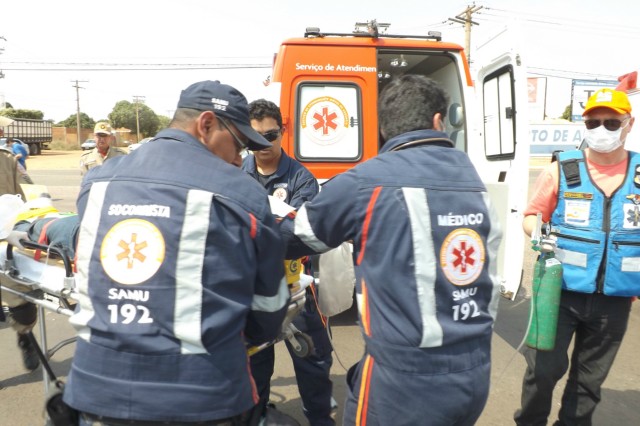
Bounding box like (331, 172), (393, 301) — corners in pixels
(0, 240), (78, 394)
(1, 239), (314, 395)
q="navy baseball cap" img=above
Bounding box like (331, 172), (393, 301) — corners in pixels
(177, 80), (271, 151)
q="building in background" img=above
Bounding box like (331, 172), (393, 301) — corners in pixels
(570, 79), (618, 122)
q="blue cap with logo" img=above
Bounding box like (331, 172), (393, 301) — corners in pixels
(177, 80), (271, 151)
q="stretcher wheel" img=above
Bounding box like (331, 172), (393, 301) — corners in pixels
(291, 332), (314, 358)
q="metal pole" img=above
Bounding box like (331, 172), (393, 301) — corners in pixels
(133, 95), (145, 142)
(72, 80), (88, 147)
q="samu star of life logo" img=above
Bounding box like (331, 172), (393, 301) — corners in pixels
(624, 202), (640, 228)
(100, 219), (165, 285)
(300, 96), (349, 146)
(440, 228), (485, 286)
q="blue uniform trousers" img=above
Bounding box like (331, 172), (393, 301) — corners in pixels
(343, 336), (491, 426)
(515, 291), (632, 426)
(250, 290), (334, 426)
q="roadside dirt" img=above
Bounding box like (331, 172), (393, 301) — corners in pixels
(27, 150), (83, 170)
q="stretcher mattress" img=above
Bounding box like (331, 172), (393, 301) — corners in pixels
(0, 242), (76, 298)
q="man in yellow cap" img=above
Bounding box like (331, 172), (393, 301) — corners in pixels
(515, 88), (639, 425)
(79, 122), (127, 176)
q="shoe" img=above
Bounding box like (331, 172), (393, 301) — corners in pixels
(17, 333), (40, 371)
(330, 396), (338, 420)
(261, 403), (301, 426)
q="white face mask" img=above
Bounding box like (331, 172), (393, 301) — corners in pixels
(584, 126), (623, 153)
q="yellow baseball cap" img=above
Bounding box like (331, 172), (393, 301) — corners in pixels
(582, 88), (632, 116)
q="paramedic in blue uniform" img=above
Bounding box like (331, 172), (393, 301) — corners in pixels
(280, 75), (502, 426)
(242, 99), (334, 426)
(515, 88), (639, 425)
(63, 80), (290, 425)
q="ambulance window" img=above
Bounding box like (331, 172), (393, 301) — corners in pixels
(295, 83), (361, 161)
(483, 66), (516, 160)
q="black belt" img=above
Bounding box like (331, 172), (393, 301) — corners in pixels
(80, 412), (242, 426)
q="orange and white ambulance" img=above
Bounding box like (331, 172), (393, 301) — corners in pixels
(270, 21), (530, 299)
(616, 71), (640, 152)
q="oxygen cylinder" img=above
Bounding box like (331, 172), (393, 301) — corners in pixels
(525, 250), (563, 350)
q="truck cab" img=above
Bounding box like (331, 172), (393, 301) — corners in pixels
(271, 21), (530, 299)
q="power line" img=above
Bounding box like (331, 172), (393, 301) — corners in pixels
(0, 64), (272, 72)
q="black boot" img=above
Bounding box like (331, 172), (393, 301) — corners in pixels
(17, 333), (40, 371)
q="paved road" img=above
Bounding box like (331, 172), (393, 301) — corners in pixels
(1, 152), (638, 425)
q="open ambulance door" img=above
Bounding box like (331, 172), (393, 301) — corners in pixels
(472, 29), (530, 300)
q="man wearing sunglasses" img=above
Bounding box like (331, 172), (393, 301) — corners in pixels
(63, 81), (290, 425)
(515, 88), (640, 425)
(242, 99), (335, 426)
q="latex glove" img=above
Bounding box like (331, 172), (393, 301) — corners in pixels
(6, 230), (28, 250)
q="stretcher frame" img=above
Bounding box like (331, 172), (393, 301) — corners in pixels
(0, 240), (78, 394)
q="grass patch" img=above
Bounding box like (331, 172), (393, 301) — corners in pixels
(48, 140), (81, 151)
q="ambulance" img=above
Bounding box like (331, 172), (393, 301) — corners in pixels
(270, 21), (530, 299)
(616, 71), (640, 152)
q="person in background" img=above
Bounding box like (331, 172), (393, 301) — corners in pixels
(5, 137), (33, 184)
(280, 75), (502, 426)
(515, 88), (639, 425)
(0, 127), (39, 373)
(63, 80), (289, 425)
(79, 122), (126, 176)
(0, 129), (24, 197)
(242, 99), (335, 426)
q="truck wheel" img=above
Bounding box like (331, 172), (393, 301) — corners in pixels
(29, 143), (41, 156)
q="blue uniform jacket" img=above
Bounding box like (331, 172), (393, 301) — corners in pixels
(281, 129), (502, 352)
(552, 150), (640, 296)
(242, 149), (319, 209)
(64, 128), (290, 422)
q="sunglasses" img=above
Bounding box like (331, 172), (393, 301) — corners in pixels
(259, 129), (281, 143)
(584, 118), (630, 131)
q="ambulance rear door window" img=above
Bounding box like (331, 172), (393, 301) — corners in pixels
(295, 83), (362, 161)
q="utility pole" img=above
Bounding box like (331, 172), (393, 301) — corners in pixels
(133, 95), (145, 142)
(448, 4), (483, 64)
(0, 36), (6, 81)
(72, 80), (89, 147)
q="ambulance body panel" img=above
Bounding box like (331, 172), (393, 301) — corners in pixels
(272, 24), (529, 299)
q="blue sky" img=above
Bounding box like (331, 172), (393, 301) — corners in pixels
(0, 0), (638, 122)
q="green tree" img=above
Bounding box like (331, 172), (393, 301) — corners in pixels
(109, 101), (160, 140)
(0, 108), (45, 120)
(561, 104), (572, 121)
(157, 114), (171, 131)
(57, 112), (96, 129)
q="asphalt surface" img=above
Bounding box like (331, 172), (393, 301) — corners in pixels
(1, 151), (638, 425)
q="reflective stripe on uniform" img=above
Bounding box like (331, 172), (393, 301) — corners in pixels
(251, 276), (290, 312)
(403, 187), (443, 348)
(293, 204), (331, 252)
(70, 181), (109, 340)
(483, 192), (502, 322)
(355, 354), (374, 426)
(174, 189), (211, 354)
